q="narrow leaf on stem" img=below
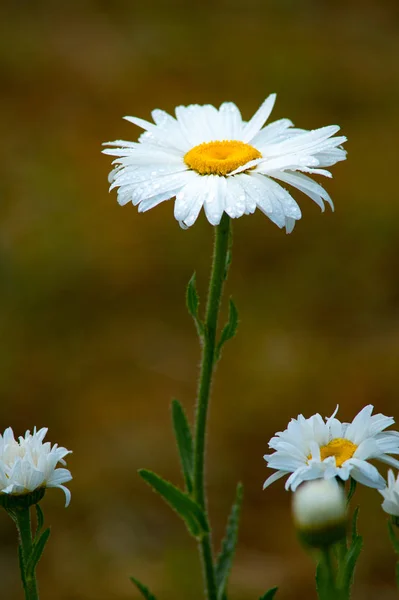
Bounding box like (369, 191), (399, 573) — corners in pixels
(26, 528), (51, 577)
(215, 483), (243, 599)
(259, 587), (278, 600)
(215, 298), (239, 361)
(34, 504), (44, 542)
(186, 272), (204, 336)
(341, 535), (363, 595)
(130, 576), (157, 600)
(346, 478), (357, 506)
(171, 399), (194, 493)
(139, 469), (209, 538)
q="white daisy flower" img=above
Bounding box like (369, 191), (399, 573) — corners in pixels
(0, 427), (72, 507)
(263, 405), (399, 491)
(379, 470), (399, 517)
(103, 94), (346, 232)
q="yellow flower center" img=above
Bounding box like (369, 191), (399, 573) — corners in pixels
(184, 140), (262, 176)
(312, 438), (358, 467)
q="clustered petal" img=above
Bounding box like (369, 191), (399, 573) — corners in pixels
(0, 427), (72, 506)
(103, 94), (346, 231)
(263, 405), (399, 491)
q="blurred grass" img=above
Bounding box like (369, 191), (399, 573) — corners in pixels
(1, 0), (399, 598)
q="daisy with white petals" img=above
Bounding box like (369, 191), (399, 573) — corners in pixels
(103, 94), (346, 232)
(263, 405), (399, 491)
(0, 427), (72, 506)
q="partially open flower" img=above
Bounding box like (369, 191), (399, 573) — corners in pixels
(0, 427), (72, 508)
(293, 479), (347, 547)
(379, 470), (399, 519)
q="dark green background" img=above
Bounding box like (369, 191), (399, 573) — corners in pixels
(1, 1), (399, 598)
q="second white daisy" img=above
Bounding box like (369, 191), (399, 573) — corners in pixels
(263, 405), (399, 491)
(103, 94), (346, 232)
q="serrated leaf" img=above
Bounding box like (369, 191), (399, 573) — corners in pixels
(130, 576), (157, 600)
(34, 504), (44, 542)
(215, 483), (243, 599)
(171, 399), (193, 493)
(186, 273), (204, 335)
(26, 528), (50, 576)
(139, 469), (208, 538)
(259, 586), (278, 600)
(215, 298), (239, 361)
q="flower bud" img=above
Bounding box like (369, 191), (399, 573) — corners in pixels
(292, 479), (347, 548)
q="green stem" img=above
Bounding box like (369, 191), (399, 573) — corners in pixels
(319, 547), (338, 600)
(193, 213), (231, 600)
(15, 507), (39, 600)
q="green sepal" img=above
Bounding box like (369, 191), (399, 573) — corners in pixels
(26, 528), (51, 577)
(171, 399), (194, 493)
(138, 469), (208, 539)
(186, 272), (204, 336)
(0, 488), (45, 510)
(259, 586), (278, 600)
(215, 483), (243, 599)
(130, 576), (157, 600)
(215, 298), (239, 361)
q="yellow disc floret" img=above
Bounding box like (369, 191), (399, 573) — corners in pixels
(184, 140), (262, 176)
(317, 438), (358, 467)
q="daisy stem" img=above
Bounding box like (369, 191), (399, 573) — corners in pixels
(319, 546), (339, 600)
(15, 507), (39, 600)
(193, 213), (231, 600)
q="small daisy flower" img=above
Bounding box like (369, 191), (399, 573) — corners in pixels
(103, 94), (346, 232)
(0, 427), (72, 507)
(379, 470), (399, 517)
(263, 405), (399, 491)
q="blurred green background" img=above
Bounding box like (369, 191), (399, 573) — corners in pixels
(1, 0), (399, 598)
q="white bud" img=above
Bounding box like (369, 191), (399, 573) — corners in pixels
(292, 479), (347, 547)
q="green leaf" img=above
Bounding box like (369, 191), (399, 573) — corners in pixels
(346, 478), (357, 506)
(171, 399), (194, 493)
(388, 521), (399, 555)
(26, 528), (51, 576)
(215, 483), (243, 599)
(34, 504), (45, 542)
(342, 535), (363, 594)
(139, 469), (208, 538)
(186, 273), (204, 335)
(259, 587), (278, 600)
(351, 506), (360, 541)
(216, 298), (239, 361)
(130, 576), (157, 600)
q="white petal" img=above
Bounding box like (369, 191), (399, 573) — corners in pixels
(241, 94), (276, 143)
(263, 470), (288, 489)
(218, 102), (243, 139)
